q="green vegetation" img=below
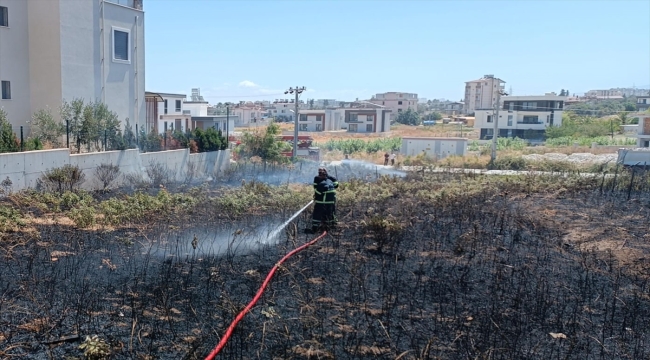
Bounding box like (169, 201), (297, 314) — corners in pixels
(235, 121), (291, 166)
(546, 113), (619, 139)
(0, 108), (19, 153)
(467, 137), (527, 152)
(565, 97), (638, 117)
(395, 108), (420, 125)
(316, 137), (401, 154)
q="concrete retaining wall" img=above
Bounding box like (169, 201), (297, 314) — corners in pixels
(0, 149), (230, 192)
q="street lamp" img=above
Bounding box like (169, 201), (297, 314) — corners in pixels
(284, 86), (306, 161)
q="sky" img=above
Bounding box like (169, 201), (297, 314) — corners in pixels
(144, 0), (650, 104)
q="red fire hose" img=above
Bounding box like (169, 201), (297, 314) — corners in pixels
(204, 231), (328, 360)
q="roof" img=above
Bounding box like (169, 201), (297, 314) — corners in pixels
(146, 91), (186, 98)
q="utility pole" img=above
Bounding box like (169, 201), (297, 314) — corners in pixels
(226, 104), (230, 147)
(284, 86), (306, 161)
(490, 79), (508, 163)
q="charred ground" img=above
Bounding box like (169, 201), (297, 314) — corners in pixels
(2, 169), (650, 359)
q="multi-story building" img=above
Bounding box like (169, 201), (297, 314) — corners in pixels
(0, 0), (145, 134)
(474, 94), (565, 140)
(342, 108), (392, 133)
(636, 116), (650, 148)
(464, 75), (506, 115)
(637, 95), (650, 112)
(145, 91), (191, 134)
(232, 104), (266, 127)
(584, 89), (624, 99)
(368, 92), (418, 119)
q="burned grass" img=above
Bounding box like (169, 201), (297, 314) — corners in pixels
(1, 171), (650, 359)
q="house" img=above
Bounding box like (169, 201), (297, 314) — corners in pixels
(401, 137), (467, 159)
(145, 92), (191, 134)
(342, 108), (392, 133)
(0, 0), (145, 133)
(232, 105), (265, 127)
(636, 116), (650, 147)
(474, 94), (565, 140)
(368, 92), (418, 119)
(464, 75), (506, 115)
(296, 109), (346, 132)
(637, 96), (650, 112)
(442, 101), (464, 116)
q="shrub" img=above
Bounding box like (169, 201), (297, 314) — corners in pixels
(94, 163), (121, 191)
(38, 164), (86, 194)
(489, 156), (528, 170)
(146, 160), (171, 186)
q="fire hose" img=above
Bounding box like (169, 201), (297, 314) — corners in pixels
(204, 230), (328, 360)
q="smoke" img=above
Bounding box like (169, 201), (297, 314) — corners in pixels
(221, 159), (405, 186)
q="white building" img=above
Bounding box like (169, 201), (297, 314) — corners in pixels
(0, 0), (145, 133)
(464, 75), (505, 114)
(636, 116), (650, 148)
(401, 137), (467, 159)
(232, 106), (265, 127)
(474, 94), (565, 140)
(368, 92), (418, 119)
(342, 108), (392, 133)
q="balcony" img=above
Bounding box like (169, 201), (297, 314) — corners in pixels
(105, 0), (143, 10)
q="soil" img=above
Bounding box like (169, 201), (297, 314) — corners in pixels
(1, 177), (650, 359)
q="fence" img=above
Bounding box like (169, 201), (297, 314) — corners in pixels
(0, 148), (230, 192)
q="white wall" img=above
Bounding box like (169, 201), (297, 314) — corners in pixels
(474, 110), (564, 130)
(1, 0), (145, 134)
(0, 149), (231, 192)
(0, 0), (31, 130)
(401, 138), (467, 159)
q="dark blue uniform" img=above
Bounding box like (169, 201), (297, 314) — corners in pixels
(312, 175), (339, 231)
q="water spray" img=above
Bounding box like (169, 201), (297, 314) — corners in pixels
(266, 200), (314, 240)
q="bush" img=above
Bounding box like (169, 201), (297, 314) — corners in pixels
(38, 164), (86, 194)
(488, 156), (528, 170)
(317, 138), (401, 154)
(94, 163), (121, 191)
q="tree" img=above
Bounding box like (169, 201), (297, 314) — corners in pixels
(238, 121), (290, 169)
(29, 108), (65, 147)
(309, 99), (315, 109)
(122, 118), (137, 149)
(0, 109), (19, 153)
(617, 112), (630, 125)
(395, 108), (420, 125)
(323, 100), (329, 108)
(193, 127), (226, 152)
(559, 89), (566, 96)
(424, 112), (442, 121)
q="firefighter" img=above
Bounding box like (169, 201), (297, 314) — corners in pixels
(308, 167), (339, 233)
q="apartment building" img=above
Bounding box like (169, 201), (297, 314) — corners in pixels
(0, 0), (145, 134)
(368, 92), (418, 119)
(464, 75), (506, 115)
(584, 89), (624, 99)
(474, 94), (565, 140)
(637, 96), (650, 112)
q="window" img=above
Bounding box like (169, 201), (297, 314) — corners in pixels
(366, 124), (374, 132)
(522, 102), (536, 110)
(112, 27), (130, 62)
(164, 99), (168, 114)
(521, 115), (539, 124)
(398, 101), (403, 105)
(398, 109), (402, 112)
(300, 114), (307, 121)
(175, 100), (181, 112)
(367, 115), (375, 122)
(349, 113), (358, 122)
(299, 124), (308, 131)
(175, 119), (182, 130)
(349, 124), (358, 132)
(1, 81), (10, 100)
(315, 124), (322, 131)
(508, 102), (514, 111)
(0, 6), (8, 27)
(507, 115), (512, 126)
(487, 115), (492, 123)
